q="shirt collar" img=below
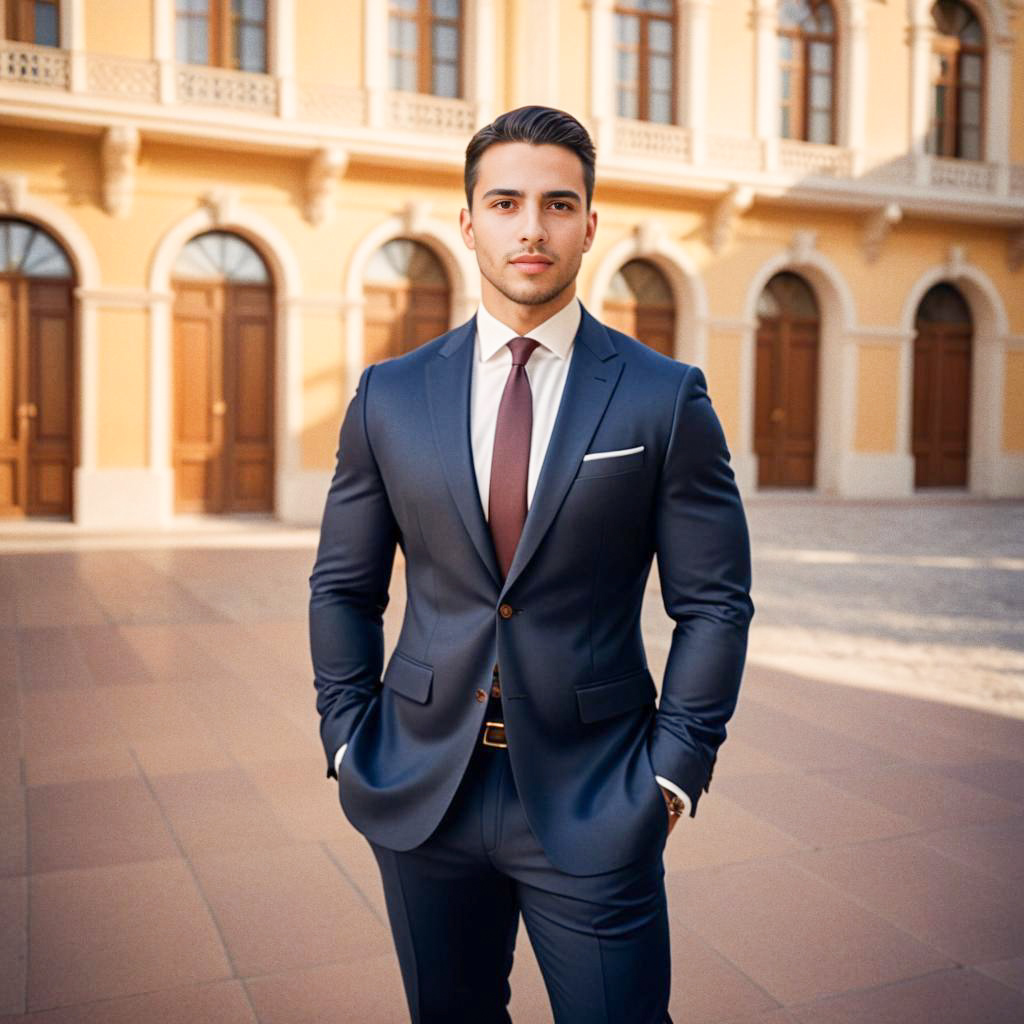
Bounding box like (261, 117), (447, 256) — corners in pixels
(475, 298), (581, 363)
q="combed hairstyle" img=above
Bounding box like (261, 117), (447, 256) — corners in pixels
(464, 106), (596, 210)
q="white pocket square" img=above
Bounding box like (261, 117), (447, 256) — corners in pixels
(582, 446), (645, 462)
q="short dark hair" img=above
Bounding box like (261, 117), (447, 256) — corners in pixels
(464, 106), (596, 210)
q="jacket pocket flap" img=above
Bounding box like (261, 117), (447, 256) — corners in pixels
(576, 670), (655, 723)
(382, 652), (433, 704)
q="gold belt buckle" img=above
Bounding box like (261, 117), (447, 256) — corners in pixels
(482, 721), (508, 748)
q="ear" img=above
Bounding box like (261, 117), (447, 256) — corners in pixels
(582, 209), (597, 254)
(459, 208), (475, 251)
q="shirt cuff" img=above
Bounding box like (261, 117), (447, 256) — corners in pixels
(334, 744), (347, 776)
(655, 775), (692, 819)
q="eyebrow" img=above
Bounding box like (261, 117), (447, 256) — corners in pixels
(481, 188), (583, 203)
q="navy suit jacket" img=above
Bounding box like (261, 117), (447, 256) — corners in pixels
(310, 306), (754, 876)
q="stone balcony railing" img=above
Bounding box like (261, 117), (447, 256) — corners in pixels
(1, 41), (1022, 205)
(174, 63), (278, 112)
(0, 39), (69, 88)
(614, 119), (690, 162)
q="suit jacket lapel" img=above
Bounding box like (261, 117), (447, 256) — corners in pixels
(501, 310), (623, 597)
(426, 319), (502, 587)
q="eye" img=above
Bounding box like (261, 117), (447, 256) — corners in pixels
(550, 201), (573, 212)
(493, 199), (516, 210)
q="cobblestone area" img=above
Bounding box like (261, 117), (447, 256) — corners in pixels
(741, 498), (1024, 718)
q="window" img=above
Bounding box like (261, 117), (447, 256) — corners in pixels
(175, 0), (268, 73)
(778, 0), (837, 144)
(0, 219), (72, 277)
(929, 0), (984, 160)
(5, 0), (60, 47)
(174, 231), (270, 283)
(388, 0), (462, 98)
(614, 0), (675, 124)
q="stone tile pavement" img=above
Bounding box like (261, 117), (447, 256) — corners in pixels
(0, 499), (1022, 1023)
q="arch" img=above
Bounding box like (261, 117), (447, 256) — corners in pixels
(0, 195), (102, 521)
(900, 259), (1009, 494)
(1, 193), (99, 290)
(0, 216), (78, 518)
(586, 230), (708, 366)
(740, 245), (856, 493)
(907, 0), (1010, 39)
(343, 215), (477, 386)
(363, 237), (453, 362)
(148, 202), (303, 521)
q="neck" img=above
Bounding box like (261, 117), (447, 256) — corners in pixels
(480, 282), (577, 336)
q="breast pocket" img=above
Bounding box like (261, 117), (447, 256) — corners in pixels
(574, 448), (646, 480)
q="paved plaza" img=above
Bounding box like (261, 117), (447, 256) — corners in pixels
(0, 498), (1022, 1023)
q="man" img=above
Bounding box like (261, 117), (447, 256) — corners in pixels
(310, 106), (753, 1024)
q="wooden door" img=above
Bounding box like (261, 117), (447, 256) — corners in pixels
(0, 276), (74, 517)
(172, 281), (274, 513)
(755, 302), (819, 488)
(364, 283), (449, 364)
(224, 284), (274, 511)
(913, 321), (971, 487)
(602, 298), (674, 357)
(602, 260), (676, 357)
(173, 282), (222, 513)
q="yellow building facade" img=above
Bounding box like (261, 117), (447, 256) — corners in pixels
(0, 0), (1022, 527)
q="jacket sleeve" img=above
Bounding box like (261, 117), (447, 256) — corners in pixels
(649, 364), (755, 815)
(309, 365), (399, 778)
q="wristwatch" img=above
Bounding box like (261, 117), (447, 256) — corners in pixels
(661, 788), (687, 818)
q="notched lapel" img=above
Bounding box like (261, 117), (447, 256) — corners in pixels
(426, 322), (502, 586)
(502, 314), (623, 596)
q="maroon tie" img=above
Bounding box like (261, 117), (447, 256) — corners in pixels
(489, 336), (540, 579)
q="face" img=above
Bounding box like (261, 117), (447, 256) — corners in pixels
(460, 142), (597, 327)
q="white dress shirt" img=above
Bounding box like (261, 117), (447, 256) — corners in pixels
(336, 298), (690, 818)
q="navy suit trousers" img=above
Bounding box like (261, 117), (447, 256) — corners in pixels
(369, 731), (674, 1024)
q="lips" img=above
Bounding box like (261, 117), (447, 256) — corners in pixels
(510, 254), (552, 275)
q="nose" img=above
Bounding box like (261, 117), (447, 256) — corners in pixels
(519, 203), (548, 248)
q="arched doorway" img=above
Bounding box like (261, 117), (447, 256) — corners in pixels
(601, 259), (675, 357)
(0, 219), (75, 518)
(171, 231), (274, 514)
(912, 282), (972, 488)
(754, 271), (820, 488)
(363, 239), (451, 364)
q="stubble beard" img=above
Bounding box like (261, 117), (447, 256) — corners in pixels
(480, 251), (582, 309)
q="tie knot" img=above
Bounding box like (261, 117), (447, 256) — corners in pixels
(508, 337), (540, 367)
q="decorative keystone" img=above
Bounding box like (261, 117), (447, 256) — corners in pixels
(101, 125), (140, 218)
(201, 187), (240, 227)
(0, 174), (27, 213)
(862, 203), (902, 263)
(709, 185), (753, 253)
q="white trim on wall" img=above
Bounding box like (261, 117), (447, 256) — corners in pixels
(741, 245), (858, 496)
(342, 215), (479, 389)
(585, 229), (709, 368)
(899, 259), (1011, 497)
(585, 0), (616, 155)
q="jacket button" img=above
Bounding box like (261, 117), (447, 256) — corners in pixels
(498, 603), (514, 619)
(475, 688), (487, 703)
